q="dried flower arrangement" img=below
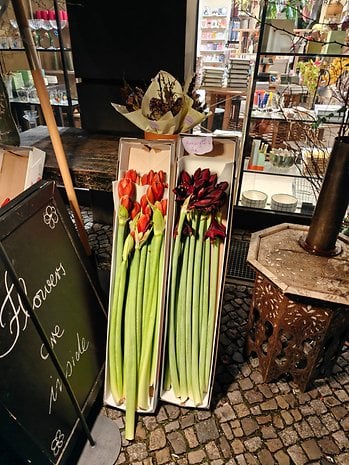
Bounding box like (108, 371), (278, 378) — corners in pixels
(112, 70), (208, 135)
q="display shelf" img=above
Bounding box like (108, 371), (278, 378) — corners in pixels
(236, 0), (348, 219)
(1, 0), (76, 128)
(240, 170), (316, 214)
(258, 51), (348, 58)
(201, 26), (227, 30)
(200, 49), (225, 52)
(0, 47), (72, 52)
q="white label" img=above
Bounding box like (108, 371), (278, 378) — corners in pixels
(182, 136), (213, 155)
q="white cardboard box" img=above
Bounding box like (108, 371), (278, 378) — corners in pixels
(104, 137), (176, 414)
(160, 134), (238, 408)
(0, 146), (46, 205)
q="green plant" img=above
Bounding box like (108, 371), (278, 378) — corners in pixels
(297, 59), (321, 97)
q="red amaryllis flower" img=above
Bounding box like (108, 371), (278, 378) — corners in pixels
(119, 195), (133, 213)
(140, 194), (152, 215)
(150, 180), (165, 202)
(124, 169), (139, 183)
(146, 186), (155, 205)
(157, 170), (166, 184)
(137, 213), (151, 235)
(204, 216), (226, 242)
(131, 201), (141, 219)
(155, 198), (167, 217)
(141, 172), (149, 185)
(118, 178), (135, 199)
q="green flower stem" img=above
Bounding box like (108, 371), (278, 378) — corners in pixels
(108, 269), (121, 403)
(204, 237), (220, 389)
(123, 246), (140, 440)
(138, 208), (165, 410)
(191, 212), (205, 406)
(168, 198), (189, 397)
(150, 237), (165, 386)
(136, 243), (148, 367)
(199, 230), (211, 396)
(185, 222), (196, 401)
(138, 233), (163, 410)
(142, 244), (152, 333)
(177, 233), (190, 400)
(108, 206), (129, 403)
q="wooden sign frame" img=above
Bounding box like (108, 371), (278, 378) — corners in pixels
(0, 180), (107, 464)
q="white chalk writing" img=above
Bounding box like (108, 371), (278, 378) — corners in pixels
(0, 263), (66, 358)
(48, 332), (90, 415)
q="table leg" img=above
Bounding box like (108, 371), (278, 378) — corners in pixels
(206, 93), (217, 132)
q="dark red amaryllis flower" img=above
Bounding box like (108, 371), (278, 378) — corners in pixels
(118, 177), (135, 199)
(204, 216), (226, 242)
(173, 170), (194, 202)
(193, 168), (211, 190)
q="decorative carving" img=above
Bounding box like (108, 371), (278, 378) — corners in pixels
(246, 273), (349, 391)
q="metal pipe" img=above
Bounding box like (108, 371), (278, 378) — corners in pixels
(299, 136), (349, 256)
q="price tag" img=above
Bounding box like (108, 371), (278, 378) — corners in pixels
(182, 136), (213, 155)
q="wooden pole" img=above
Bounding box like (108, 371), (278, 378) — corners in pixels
(11, 0), (91, 256)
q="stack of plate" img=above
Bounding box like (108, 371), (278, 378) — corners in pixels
(271, 194), (298, 212)
(241, 190), (267, 208)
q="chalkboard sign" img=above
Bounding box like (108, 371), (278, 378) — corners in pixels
(0, 180), (107, 464)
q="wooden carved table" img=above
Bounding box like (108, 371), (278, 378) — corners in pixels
(246, 223), (349, 392)
(204, 87), (246, 131)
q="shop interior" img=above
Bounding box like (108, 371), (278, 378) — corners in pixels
(3, 0), (347, 220)
(195, 0), (349, 224)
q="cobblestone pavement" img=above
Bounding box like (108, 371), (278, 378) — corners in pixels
(85, 213), (349, 465)
(1, 210), (347, 465)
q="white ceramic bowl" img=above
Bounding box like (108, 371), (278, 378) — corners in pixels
(271, 193), (298, 212)
(241, 190), (267, 209)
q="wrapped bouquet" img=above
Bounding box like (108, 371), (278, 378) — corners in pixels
(112, 70), (209, 135)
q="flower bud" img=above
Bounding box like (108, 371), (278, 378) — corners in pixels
(137, 213), (151, 234)
(118, 178), (135, 199)
(124, 169), (138, 183)
(119, 195), (133, 212)
(205, 217), (226, 242)
(146, 186), (155, 204)
(155, 198), (167, 216)
(140, 194), (152, 215)
(131, 201), (141, 219)
(151, 180), (165, 201)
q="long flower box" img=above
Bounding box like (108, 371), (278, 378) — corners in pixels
(160, 134), (238, 408)
(104, 138), (176, 436)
